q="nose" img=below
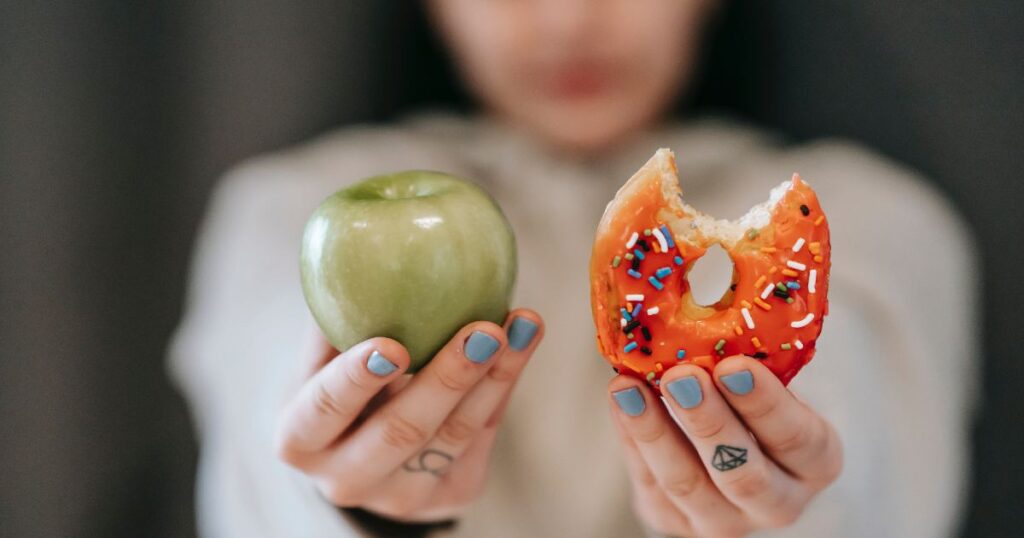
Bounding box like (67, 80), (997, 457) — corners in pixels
(535, 0), (596, 46)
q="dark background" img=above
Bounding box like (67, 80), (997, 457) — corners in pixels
(1, 1), (1020, 536)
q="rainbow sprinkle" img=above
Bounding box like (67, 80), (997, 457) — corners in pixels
(791, 313), (815, 328)
(741, 307), (755, 329)
(626, 232), (639, 249)
(660, 225), (676, 248)
(652, 227), (669, 252)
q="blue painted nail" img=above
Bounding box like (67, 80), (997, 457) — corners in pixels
(666, 376), (703, 409)
(366, 350), (397, 376)
(613, 387), (646, 417)
(465, 331), (500, 363)
(507, 317), (539, 351)
(721, 370), (754, 395)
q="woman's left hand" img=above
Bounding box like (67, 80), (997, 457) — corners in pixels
(608, 356), (843, 537)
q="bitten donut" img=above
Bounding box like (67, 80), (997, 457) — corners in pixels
(589, 149), (831, 386)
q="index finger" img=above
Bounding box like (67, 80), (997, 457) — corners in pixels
(275, 337), (410, 461)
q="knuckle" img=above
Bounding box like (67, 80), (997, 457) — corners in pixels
(486, 360), (521, 383)
(687, 413), (727, 440)
(631, 423), (668, 445)
(312, 383), (353, 419)
(724, 466), (771, 500)
(773, 415), (831, 463)
(433, 365), (476, 393)
(343, 360), (374, 391)
(772, 423), (813, 455)
(744, 394), (784, 421)
(659, 472), (703, 499)
(379, 410), (429, 450)
(435, 413), (479, 446)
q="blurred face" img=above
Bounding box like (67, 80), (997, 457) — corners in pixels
(428, 0), (716, 154)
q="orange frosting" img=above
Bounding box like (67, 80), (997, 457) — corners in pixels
(590, 153), (831, 386)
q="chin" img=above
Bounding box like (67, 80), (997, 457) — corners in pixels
(515, 96), (665, 156)
(540, 117), (652, 156)
(541, 125), (631, 155)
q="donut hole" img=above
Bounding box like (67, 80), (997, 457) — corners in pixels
(686, 243), (736, 308)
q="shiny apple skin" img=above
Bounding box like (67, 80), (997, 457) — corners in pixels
(300, 171), (517, 372)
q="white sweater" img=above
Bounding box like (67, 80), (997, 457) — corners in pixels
(169, 114), (977, 538)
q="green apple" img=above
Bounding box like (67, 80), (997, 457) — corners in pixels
(300, 171), (517, 372)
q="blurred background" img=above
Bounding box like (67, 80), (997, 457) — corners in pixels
(1, 1), (1021, 536)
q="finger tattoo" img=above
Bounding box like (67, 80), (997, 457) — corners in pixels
(402, 449), (454, 477)
(711, 444), (748, 471)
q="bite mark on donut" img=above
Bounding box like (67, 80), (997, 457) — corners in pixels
(589, 149), (831, 386)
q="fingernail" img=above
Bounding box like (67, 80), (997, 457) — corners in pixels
(465, 331), (500, 363)
(366, 350), (397, 376)
(665, 376), (703, 409)
(613, 387), (646, 416)
(721, 370), (754, 395)
(507, 317), (539, 351)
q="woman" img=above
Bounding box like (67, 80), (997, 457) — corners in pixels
(170, 1), (976, 536)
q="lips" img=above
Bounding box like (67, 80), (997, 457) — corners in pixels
(544, 63), (613, 100)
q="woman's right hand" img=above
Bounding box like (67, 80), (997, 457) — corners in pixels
(274, 309), (543, 523)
